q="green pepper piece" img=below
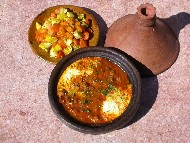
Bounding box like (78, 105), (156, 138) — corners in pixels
(73, 31), (83, 39)
(66, 12), (75, 18)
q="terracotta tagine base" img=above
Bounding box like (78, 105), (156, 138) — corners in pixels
(105, 3), (180, 76)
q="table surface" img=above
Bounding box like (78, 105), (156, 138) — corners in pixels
(0, 0), (190, 142)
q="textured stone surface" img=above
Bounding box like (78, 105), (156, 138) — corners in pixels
(0, 0), (190, 142)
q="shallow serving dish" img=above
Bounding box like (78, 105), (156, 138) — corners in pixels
(48, 47), (141, 134)
(28, 5), (100, 64)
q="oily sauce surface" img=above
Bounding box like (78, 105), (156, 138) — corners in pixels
(57, 57), (132, 124)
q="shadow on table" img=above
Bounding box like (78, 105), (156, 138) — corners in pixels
(83, 7), (108, 46)
(117, 51), (159, 128)
(125, 76), (159, 127)
(126, 52), (158, 128)
(159, 12), (190, 38)
(122, 12), (190, 128)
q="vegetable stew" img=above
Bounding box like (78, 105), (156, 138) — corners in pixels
(57, 57), (132, 124)
(35, 7), (93, 59)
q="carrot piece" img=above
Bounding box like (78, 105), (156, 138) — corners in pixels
(35, 34), (43, 42)
(57, 30), (65, 37)
(57, 39), (66, 48)
(59, 25), (64, 31)
(65, 32), (74, 39)
(52, 24), (60, 33)
(51, 41), (58, 48)
(83, 31), (90, 40)
(35, 30), (47, 42)
(57, 51), (65, 58)
(54, 8), (60, 14)
(73, 38), (80, 45)
(67, 19), (75, 25)
(75, 21), (80, 27)
(76, 26), (83, 32)
(66, 25), (74, 32)
(79, 39), (88, 48)
(50, 13), (56, 18)
(57, 25), (65, 37)
(38, 28), (48, 34)
(60, 21), (69, 26)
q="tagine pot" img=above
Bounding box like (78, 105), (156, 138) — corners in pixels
(105, 3), (180, 76)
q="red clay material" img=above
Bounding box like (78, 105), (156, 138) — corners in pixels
(105, 3), (180, 76)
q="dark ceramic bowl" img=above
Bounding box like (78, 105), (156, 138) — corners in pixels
(48, 47), (141, 134)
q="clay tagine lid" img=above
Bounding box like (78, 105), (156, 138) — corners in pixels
(105, 3), (180, 76)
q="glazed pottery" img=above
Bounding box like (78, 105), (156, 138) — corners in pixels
(48, 47), (141, 134)
(105, 3), (180, 76)
(28, 5), (100, 64)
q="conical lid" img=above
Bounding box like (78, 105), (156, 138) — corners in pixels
(105, 3), (180, 76)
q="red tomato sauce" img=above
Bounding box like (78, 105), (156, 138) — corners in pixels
(57, 57), (132, 124)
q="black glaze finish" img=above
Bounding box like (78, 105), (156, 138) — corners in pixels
(48, 47), (141, 134)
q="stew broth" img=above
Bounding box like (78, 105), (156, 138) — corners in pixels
(57, 57), (132, 124)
